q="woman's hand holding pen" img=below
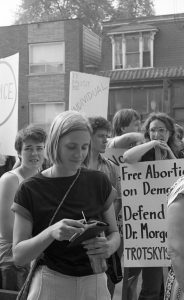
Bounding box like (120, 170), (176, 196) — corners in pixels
(50, 219), (85, 241)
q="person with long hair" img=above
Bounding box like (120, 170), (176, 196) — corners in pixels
(123, 112), (179, 300)
(12, 111), (120, 300)
(124, 112), (178, 163)
(0, 124), (46, 290)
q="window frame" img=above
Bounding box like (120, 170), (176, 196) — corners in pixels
(29, 101), (65, 131)
(125, 33), (140, 69)
(29, 42), (65, 75)
(111, 31), (156, 70)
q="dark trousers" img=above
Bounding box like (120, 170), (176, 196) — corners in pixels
(127, 267), (164, 300)
(0, 264), (28, 291)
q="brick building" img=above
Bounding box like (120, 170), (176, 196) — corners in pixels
(100, 13), (184, 124)
(0, 19), (101, 130)
(1, 14), (184, 128)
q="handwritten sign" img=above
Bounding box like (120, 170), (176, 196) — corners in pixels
(121, 159), (184, 267)
(69, 71), (110, 118)
(104, 148), (184, 267)
(0, 54), (19, 156)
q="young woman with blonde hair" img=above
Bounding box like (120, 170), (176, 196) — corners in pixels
(12, 111), (120, 300)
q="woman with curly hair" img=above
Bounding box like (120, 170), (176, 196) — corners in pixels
(123, 112), (180, 300)
(124, 112), (179, 163)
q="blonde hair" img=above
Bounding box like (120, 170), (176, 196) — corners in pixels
(46, 111), (92, 165)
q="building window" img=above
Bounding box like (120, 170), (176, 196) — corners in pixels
(114, 35), (123, 69)
(125, 34), (140, 68)
(108, 86), (163, 120)
(143, 33), (151, 67)
(29, 42), (65, 74)
(112, 31), (155, 70)
(29, 102), (65, 132)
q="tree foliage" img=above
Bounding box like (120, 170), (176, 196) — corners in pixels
(114, 0), (155, 19)
(15, 0), (155, 33)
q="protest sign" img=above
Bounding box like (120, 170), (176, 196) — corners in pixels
(69, 71), (110, 118)
(121, 159), (184, 267)
(104, 148), (184, 267)
(0, 53), (19, 156)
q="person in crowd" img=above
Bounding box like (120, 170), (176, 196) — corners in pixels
(88, 116), (121, 216)
(166, 174), (184, 300)
(12, 111), (120, 300)
(174, 123), (184, 158)
(107, 108), (144, 149)
(0, 155), (16, 177)
(123, 112), (180, 300)
(0, 125), (47, 290)
(107, 108), (144, 300)
(123, 113), (179, 163)
(87, 116), (122, 297)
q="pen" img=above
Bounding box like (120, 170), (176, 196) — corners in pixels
(82, 211), (87, 224)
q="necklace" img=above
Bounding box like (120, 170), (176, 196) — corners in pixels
(49, 167), (81, 225)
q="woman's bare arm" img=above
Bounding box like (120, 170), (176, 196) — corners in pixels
(123, 140), (157, 163)
(108, 132), (144, 149)
(13, 213), (85, 266)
